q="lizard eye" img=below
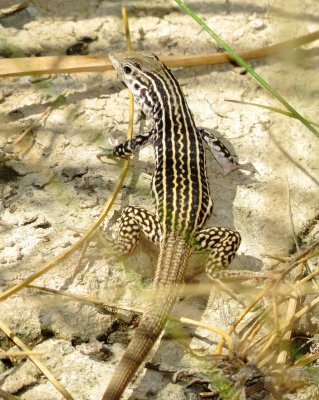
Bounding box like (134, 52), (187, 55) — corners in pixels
(134, 83), (140, 90)
(123, 65), (132, 75)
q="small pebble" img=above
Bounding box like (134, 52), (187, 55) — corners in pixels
(250, 19), (266, 30)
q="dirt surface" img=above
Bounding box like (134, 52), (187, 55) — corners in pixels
(0, 1), (318, 399)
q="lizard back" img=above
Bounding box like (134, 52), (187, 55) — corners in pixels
(103, 51), (215, 400)
(111, 51), (213, 238)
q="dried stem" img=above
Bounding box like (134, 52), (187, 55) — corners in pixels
(0, 320), (74, 400)
(1, 30), (319, 77)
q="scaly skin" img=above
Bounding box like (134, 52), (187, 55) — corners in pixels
(102, 52), (241, 399)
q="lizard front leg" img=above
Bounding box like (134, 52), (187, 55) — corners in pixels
(198, 128), (238, 175)
(113, 128), (156, 157)
(198, 128), (254, 175)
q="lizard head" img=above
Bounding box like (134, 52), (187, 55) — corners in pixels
(109, 51), (165, 115)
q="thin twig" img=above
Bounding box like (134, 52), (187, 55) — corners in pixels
(0, 159), (131, 301)
(286, 178), (299, 250)
(0, 1), (29, 18)
(215, 282), (275, 355)
(13, 91), (67, 146)
(269, 133), (319, 186)
(0, 320), (74, 400)
(177, 317), (234, 353)
(29, 284), (234, 351)
(28, 284), (143, 314)
(274, 183), (304, 364)
(71, 239), (90, 280)
(0, 350), (45, 358)
(294, 352), (319, 367)
(1, 29), (319, 77)
(225, 99), (319, 127)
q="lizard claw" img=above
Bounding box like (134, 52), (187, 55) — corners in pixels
(221, 161), (257, 176)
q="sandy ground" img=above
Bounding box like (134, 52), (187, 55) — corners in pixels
(0, 1), (318, 399)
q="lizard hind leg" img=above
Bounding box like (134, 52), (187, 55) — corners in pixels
(193, 226), (241, 280)
(116, 206), (162, 254)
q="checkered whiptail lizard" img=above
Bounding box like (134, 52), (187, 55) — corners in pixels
(102, 51), (244, 399)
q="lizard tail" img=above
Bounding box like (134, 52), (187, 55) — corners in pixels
(102, 234), (191, 400)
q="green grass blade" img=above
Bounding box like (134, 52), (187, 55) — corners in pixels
(225, 99), (319, 127)
(174, 0), (319, 138)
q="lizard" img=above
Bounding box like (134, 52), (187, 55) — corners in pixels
(102, 51), (246, 400)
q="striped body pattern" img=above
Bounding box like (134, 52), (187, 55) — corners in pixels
(114, 52), (213, 236)
(103, 52), (241, 400)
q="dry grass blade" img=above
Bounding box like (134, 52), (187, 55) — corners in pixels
(215, 282), (275, 355)
(1, 30), (319, 77)
(29, 284), (233, 351)
(249, 294), (319, 360)
(269, 132), (319, 186)
(275, 184), (305, 364)
(225, 99), (319, 127)
(0, 158), (131, 301)
(0, 320), (74, 400)
(244, 241), (319, 362)
(295, 352), (319, 367)
(255, 332), (278, 366)
(287, 179), (318, 289)
(296, 267), (319, 287)
(13, 91), (67, 147)
(71, 239), (90, 280)
(239, 316), (264, 357)
(0, 1), (29, 18)
(257, 350), (276, 369)
(0, 350), (45, 358)
(28, 284), (143, 314)
(177, 317), (234, 353)
(290, 239), (319, 263)
(293, 295), (319, 322)
(122, 2), (132, 52)
(272, 293), (279, 333)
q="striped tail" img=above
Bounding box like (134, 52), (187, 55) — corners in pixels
(102, 234), (191, 400)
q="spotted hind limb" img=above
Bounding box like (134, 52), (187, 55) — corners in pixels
(193, 226), (243, 280)
(113, 206), (162, 255)
(194, 226), (279, 281)
(113, 128), (156, 157)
